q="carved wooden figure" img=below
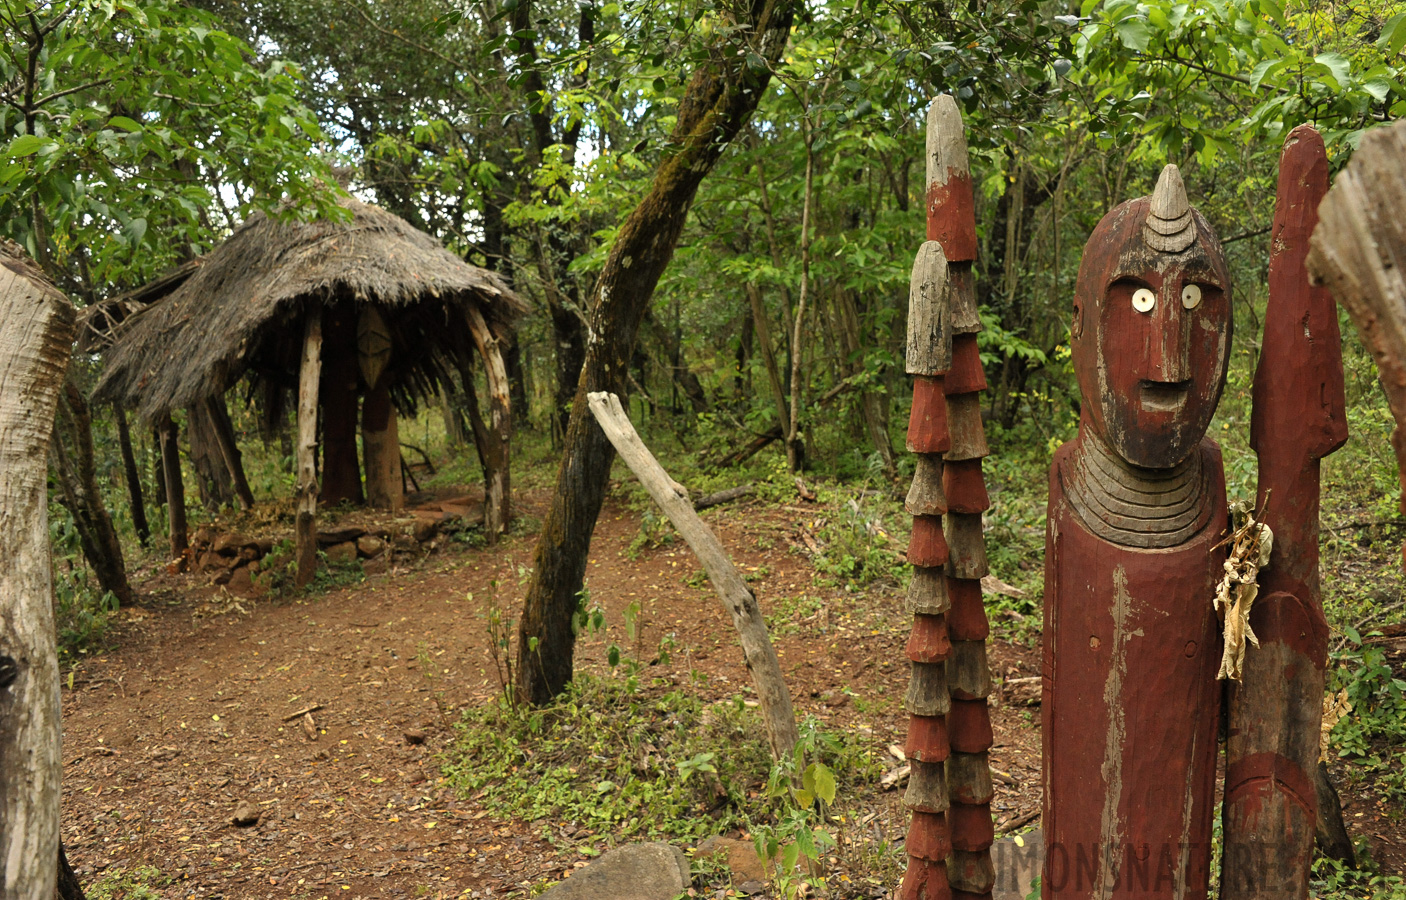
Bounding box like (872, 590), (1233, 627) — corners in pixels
(1042, 165), (1232, 900)
(1222, 125), (1347, 900)
(901, 94), (998, 900)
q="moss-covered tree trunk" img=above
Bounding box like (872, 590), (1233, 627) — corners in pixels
(514, 0), (797, 706)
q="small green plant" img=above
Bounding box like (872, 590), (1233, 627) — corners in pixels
(627, 509), (676, 559)
(49, 503), (118, 664)
(86, 865), (169, 900)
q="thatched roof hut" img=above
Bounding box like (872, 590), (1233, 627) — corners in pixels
(94, 195), (524, 423)
(95, 195), (526, 580)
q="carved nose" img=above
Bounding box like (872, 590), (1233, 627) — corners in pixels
(1151, 296), (1190, 382)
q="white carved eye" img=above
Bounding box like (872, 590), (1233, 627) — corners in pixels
(1181, 284), (1202, 309)
(1132, 288), (1156, 313)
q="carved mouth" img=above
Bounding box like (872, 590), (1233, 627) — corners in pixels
(1140, 379), (1191, 412)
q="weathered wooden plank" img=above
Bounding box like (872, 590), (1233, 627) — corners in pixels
(950, 803), (996, 852)
(902, 856), (953, 900)
(908, 566), (952, 615)
(945, 393), (989, 461)
(905, 713), (951, 763)
(949, 266), (982, 335)
(909, 810), (955, 861)
(907, 661), (951, 717)
(926, 95), (978, 263)
(907, 614), (953, 664)
(947, 699), (993, 753)
(947, 751), (995, 805)
(944, 459), (990, 514)
(949, 848), (997, 894)
(906, 455), (948, 516)
(945, 513), (988, 580)
(946, 334), (987, 395)
(908, 376), (951, 454)
(909, 515), (950, 568)
(947, 578), (989, 641)
(908, 241), (953, 376)
(948, 640), (992, 700)
(905, 759), (951, 813)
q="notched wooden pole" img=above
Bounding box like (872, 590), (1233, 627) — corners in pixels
(585, 390), (799, 759)
(0, 241), (75, 900)
(295, 305), (324, 589)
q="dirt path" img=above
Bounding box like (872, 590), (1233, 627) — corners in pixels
(59, 491), (1042, 899)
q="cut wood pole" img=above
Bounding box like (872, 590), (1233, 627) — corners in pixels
(0, 241), (75, 900)
(465, 306), (512, 541)
(1223, 125), (1349, 900)
(586, 390), (799, 759)
(361, 383), (403, 512)
(1308, 117), (1406, 567)
(114, 404), (150, 546)
(295, 306), (324, 589)
(156, 412), (188, 561)
(205, 394), (255, 511)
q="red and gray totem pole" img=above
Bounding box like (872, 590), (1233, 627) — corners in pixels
(900, 94), (997, 900)
(1042, 164), (1233, 900)
(1223, 125), (1347, 900)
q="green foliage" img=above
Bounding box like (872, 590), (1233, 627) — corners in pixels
(86, 865), (168, 900)
(49, 499), (117, 664)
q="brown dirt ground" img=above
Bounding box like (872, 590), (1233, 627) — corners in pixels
(59, 485), (1399, 899)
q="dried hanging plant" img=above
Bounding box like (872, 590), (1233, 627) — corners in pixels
(1213, 500), (1274, 681)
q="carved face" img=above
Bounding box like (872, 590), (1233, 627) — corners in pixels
(1070, 169), (1232, 469)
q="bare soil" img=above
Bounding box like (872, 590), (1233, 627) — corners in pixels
(59, 487), (1399, 899)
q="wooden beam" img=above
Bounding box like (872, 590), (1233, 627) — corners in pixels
(157, 413), (188, 561)
(586, 391), (799, 759)
(0, 241), (75, 900)
(295, 306), (324, 588)
(204, 395), (255, 511)
(464, 306), (512, 540)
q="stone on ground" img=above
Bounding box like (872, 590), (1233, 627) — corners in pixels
(539, 842), (690, 900)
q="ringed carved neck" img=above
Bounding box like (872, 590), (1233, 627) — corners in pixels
(1062, 430), (1215, 549)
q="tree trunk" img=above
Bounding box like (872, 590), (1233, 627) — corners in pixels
(785, 138), (815, 473)
(361, 384), (403, 512)
(57, 841), (86, 900)
(114, 405), (150, 547)
(157, 414), (187, 560)
(0, 240), (74, 900)
(440, 385), (466, 447)
(186, 402), (234, 511)
(465, 306), (513, 539)
(644, 310), (708, 415)
(587, 392), (798, 758)
(506, 337), (530, 430)
(514, 0), (797, 706)
(295, 308), (324, 588)
(747, 283), (792, 439)
(205, 395), (254, 510)
(150, 428), (166, 507)
(51, 382), (133, 606)
(735, 305), (753, 400)
(835, 284), (895, 479)
(319, 303), (363, 506)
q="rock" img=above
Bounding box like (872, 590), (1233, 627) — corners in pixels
(226, 565), (255, 595)
(191, 526), (215, 549)
(212, 533), (251, 556)
(362, 555), (389, 576)
(992, 828), (1043, 900)
(403, 728), (426, 745)
(538, 843), (689, 900)
(317, 526), (366, 545)
(232, 800), (260, 827)
(212, 568), (234, 586)
(325, 541), (358, 565)
(356, 535), (386, 558)
(255, 537), (275, 556)
(238, 545), (260, 562)
(695, 836), (767, 883)
(411, 518), (440, 543)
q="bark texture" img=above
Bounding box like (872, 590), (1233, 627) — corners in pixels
(0, 241), (74, 900)
(51, 381), (133, 605)
(295, 309), (324, 588)
(514, 0), (797, 705)
(113, 405), (150, 547)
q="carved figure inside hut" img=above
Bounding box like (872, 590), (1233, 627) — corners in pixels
(1043, 164), (1232, 900)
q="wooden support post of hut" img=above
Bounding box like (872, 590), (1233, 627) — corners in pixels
(0, 241), (75, 899)
(157, 412), (188, 561)
(296, 306), (323, 587)
(94, 195), (526, 568)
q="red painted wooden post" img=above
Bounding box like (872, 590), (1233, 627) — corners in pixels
(1222, 125), (1348, 900)
(1042, 166), (1232, 900)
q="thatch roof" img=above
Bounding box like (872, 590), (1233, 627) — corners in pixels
(76, 258), (202, 353)
(95, 195), (525, 423)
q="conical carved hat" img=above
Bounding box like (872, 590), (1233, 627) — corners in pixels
(1144, 164), (1195, 252)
